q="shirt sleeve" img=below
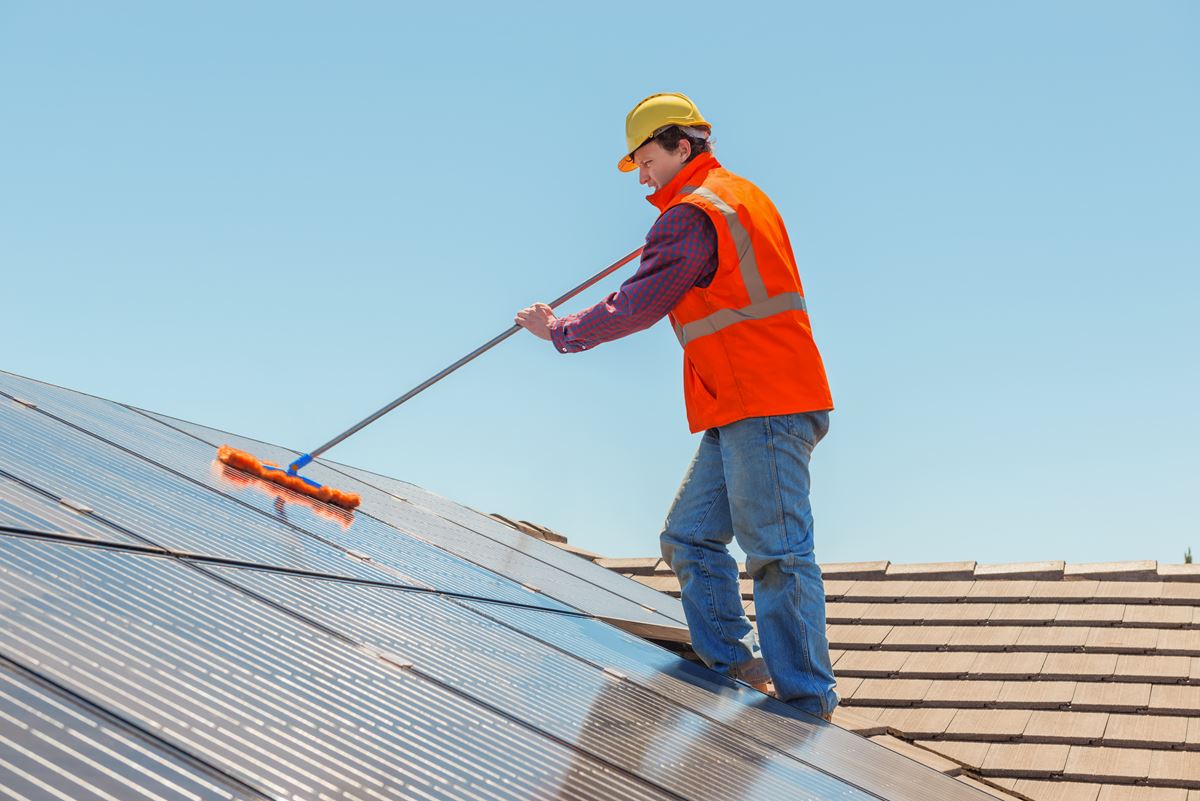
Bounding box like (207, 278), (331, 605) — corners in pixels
(549, 202), (718, 354)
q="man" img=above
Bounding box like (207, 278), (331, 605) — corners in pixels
(515, 92), (837, 721)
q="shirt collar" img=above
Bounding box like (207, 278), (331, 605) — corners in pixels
(645, 152), (721, 212)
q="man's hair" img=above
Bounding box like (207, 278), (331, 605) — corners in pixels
(649, 125), (713, 163)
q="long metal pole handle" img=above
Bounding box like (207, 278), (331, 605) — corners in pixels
(294, 245), (645, 468)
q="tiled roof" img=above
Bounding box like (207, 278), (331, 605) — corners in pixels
(514, 541), (1200, 801)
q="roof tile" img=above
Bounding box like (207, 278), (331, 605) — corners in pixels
(918, 739), (991, 770)
(1188, 717), (1200, 747)
(902, 650), (979, 678)
(1091, 582), (1167, 604)
(834, 650), (910, 677)
(849, 677), (933, 706)
(949, 626), (1025, 650)
(1023, 710), (1110, 743)
(903, 580), (977, 601)
(826, 624), (893, 649)
(822, 579), (856, 599)
(825, 601), (871, 623)
(926, 603), (999, 625)
(842, 580), (914, 602)
(835, 675), (863, 699)
(1147, 684), (1200, 715)
(855, 602), (937, 624)
(967, 580), (1039, 601)
(1157, 564), (1200, 583)
(1070, 682), (1152, 712)
(1158, 583), (1200, 604)
(1122, 606), (1193, 628)
(1011, 779), (1101, 801)
(594, 557), (661, 574)
(1096, 786), (1191, 801)
(1063, 745), (1153, 783)
(1083, 628), (1160, 654)
(869, 706), (958, 737)
(944, 707), (1033, 740)
(1064, 562), (1159, 581)
(1113, 654), (1193, 683)
(1102, 713), (1190, 748)
(1030, 581), (1102, 602)
(1155, 630), (1200, 656)
(983, 742), (1072, 775)
(969, 651), (1049, 680)
(883, 625), (955, 650)
(955, 775), (1025, 800)
(989, 603), (1061, 625)
(869, 735), (962, 775)
(1055, 604), (1128, 625)
(998, 680), (1077, 708)
(975, 561), (1067, 580)
(1041, 653), (1120, 681)
(885, 561), (977, 580)
(1016, 627), (1092, 651)
(829, 706), (888, 736)
(1146, 750), (1200, 788)
(923, 680), (1006, 707)
(820, 561), (890, 579)
(633, 575), (682, 594)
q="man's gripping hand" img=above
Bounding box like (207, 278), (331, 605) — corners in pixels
(514, 303), (556, 341)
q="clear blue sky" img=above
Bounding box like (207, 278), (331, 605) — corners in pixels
(3, 2), (1197, 566)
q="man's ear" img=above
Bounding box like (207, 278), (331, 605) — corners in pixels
(677, 138), (692, 161)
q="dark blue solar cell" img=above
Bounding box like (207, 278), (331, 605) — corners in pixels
(0, 535), (678, 801)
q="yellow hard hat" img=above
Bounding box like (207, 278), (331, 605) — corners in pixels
(618, 92), (711, 172)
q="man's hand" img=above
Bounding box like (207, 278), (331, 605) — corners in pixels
(514, 303), (556, 341)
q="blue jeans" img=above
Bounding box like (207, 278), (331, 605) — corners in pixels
(659, 411), (837, 717)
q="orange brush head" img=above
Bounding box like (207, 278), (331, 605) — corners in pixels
(216, 445), (362, 509)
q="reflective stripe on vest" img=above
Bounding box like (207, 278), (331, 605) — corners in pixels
(674, 185), (806, 347)
(672, 291), (808, 347)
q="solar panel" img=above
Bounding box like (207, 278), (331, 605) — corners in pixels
(206, 562), (881, 801)
(461, 601), (989, 801)
(0, 386), (567, 610)
(0, 371), (682, 630)
(136, 404), (690, 636)
(0, 535), (680, 801)
(0, 659), (265, 801)
(0, 472), (145, 546)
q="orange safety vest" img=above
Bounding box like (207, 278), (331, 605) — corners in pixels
(646, 153), (834, 432)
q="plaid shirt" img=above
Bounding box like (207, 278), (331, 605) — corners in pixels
(549, 203), (718, 353)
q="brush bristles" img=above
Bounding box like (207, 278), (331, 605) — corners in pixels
(216, 445), (361, 509)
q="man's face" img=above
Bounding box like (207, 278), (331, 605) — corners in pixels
(632, 139), (691, 192)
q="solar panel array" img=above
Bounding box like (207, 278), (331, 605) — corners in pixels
(0, 369), (995, 800)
